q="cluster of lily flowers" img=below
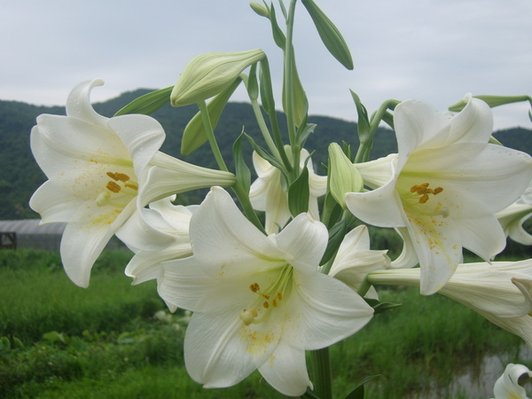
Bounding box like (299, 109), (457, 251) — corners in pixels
(28, 1), (531, 397)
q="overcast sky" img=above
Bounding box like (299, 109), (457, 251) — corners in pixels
(1, 0), (531, 130)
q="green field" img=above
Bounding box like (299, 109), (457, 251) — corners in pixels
(0, 249), (529, 398)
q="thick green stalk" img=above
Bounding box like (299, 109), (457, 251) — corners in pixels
(311, 348), (332, 399)
(198, 100), (229, 172)
(284, 0), (300, 179)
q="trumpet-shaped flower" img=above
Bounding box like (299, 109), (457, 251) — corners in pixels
(497, 182), (532, 245)
(493, 363), (532, 399)
(158, 187), (373, 396)
(346, 97), (532, 294)
(368, 259), (532, 345)
(116, 196), (194, 288)
(328, 225), (390, 293)
(30, 79), (235, 287)
(249, 148), (327, 234)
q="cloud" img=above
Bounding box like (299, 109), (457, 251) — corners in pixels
(1, 0), (530, 130)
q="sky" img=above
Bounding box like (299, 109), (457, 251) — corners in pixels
(1, 0), (531, 130)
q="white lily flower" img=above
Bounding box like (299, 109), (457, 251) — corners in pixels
(497, 182), (532, 245)
(346, 97), (532, 294)
(493, 363), (532, 399)
(328, 225), (391, 293)
(116, 196), (194, 287)
(368, 259), (532, 345)
(158, 187), (373, 396)
(29, 79), (235, 287)
(249, 148), (327, 234)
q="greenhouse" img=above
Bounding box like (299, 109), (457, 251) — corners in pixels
(0, 219), (127, 251)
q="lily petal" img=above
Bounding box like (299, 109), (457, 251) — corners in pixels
(294, 271), (373, 350)
(258, 343), (311, 397)
(184, 311), (264, 389)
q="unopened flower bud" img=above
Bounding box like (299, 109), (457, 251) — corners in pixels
(171, 49), (265, 107)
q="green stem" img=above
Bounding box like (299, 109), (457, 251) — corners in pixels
(259, 59), (292, 172)
(231, 183), (265, 233)
(198, 100), (229, 172)
(354, 99), (400, 163)
(311, 348), (332, 399)
(250, 98), (283, 163)
(284, 0), (298, 172)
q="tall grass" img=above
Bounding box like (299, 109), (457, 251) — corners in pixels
(1, 249), (529, 398)
(0, 250), (161, 342)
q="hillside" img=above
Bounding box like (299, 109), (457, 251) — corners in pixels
(0, 90), (530, 219)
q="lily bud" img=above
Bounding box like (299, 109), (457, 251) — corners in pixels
(171, 49), (265, 107)
(249, 2), (269, 18)
(328, 143), (363, 208)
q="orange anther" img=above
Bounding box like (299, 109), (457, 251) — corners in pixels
(250, 283), (260, 293)
(419, 194), (429, 204)
(106, 181), (121, 193)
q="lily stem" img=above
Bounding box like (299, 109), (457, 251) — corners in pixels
(198, 100), (229, 172)
(311, 347), (332, 399)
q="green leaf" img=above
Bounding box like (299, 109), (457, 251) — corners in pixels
(345, 375), (381, 399)
(232, 131), (251, 194)
(244, 133), (285, 171)
(181, 78), (242, 155)
(350, 90), (370, 143)
(282, 53), (309, 128)
(0, 336), (11, 351)
(321, 191), (343, 229)
(42, 331), (66, 344)
(298, 122), (317, 146)
(301, 0), (354, 70)
(268, 4), (286, 50)
(259, 59), (275, 113)
(247, 63), (259, 100)
(364, 298), (402, 314)
(288, 167), (310, 217)
(448, 94), (531, 112)
(114, 86), (172, 116)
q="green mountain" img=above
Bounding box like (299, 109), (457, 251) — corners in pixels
(0, 89), (530, 220)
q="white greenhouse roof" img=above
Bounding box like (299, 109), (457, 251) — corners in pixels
(0, 219), (65, 235)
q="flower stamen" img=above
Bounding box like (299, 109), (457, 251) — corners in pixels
(240, 267), (293, 326)
(409, 182), (444, 204)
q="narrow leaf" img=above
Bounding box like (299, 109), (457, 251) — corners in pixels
(345, 375), (381, 399)
(181, 78), (242, 155)
(259, 59), (275, 113)
(350, 90), (370, 143)
(288, 167), (310, 217)
(269, 4), (286, 50)
(448, 94), (531, 112)
(298, 123), (317, 145)
(114, 86), (172, 116)
(247, 63), (259, 100)
(232, 130), (251, 193)
(282, 53), (308, 128)
(244, 133), (285, 171)
(301, 0), (354, 70)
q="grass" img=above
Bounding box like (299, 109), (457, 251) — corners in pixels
(0, 249), (530, 398)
